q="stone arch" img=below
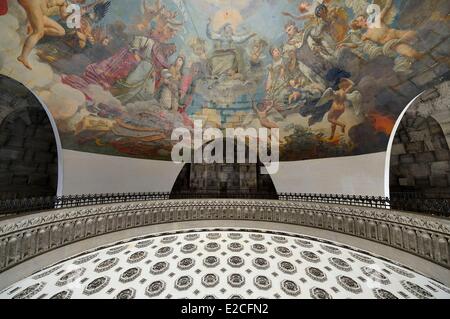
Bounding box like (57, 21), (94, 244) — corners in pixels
(417, 81), (450, 148)
(0, 75), (63, 199)
(388, 81), (450, 203)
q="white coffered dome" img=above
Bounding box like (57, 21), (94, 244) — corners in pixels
(1, 229), (449, 299)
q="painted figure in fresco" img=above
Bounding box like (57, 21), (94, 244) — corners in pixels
(282, 20), (305, 52)
(207, 20), (257, 51)
(0, 0), (8, 16)
(309, 4), (348, 60)
(206, 18), (257, 78)
(265, 47), (287, 105)
(252, 100), (279, 130)
(17, 0), (69, 70)
(114, 32), (177, 104)
(179, 62), (202, 112)
(286, 49), (300, 80)
(337, 26), (383, 61)
(73, 0), (111, 49)
(176, 37), (210, 112)
(287, 78), (305, 105)
(61, 44), (142, 96)
(188, 37), (211, 78)
(248, 38), (268, 71)
(155, 3), (182, 30)
(159, 69), (179, 113)
(61, 6), (181, 99)
(135, 0), (164, 32)
(128, 0), (183, 38)
(283, 21), (327, 89)
(283, 2), (348, 63)
(153, 1), (183, 40)
(160, 54), (185, 113)
(316, 77), (362, 140)
(350, 0), (424, 61)
(169, 55), (185, 83)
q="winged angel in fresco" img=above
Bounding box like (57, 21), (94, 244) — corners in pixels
(342, 0), (424, 71)
(73, 0), (111, 49)
(316, 77), (362, 140)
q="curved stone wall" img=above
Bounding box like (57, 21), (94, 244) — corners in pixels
(390, 81), (450, 197)
(0, 76), (59, 200)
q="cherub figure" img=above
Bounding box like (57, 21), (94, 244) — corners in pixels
(134, 0), (182, 35)
(76, 1), (111, 48)
(350, 0), (423, 61)
(17, 0), (69, 70)
(135, 0), (164, 32)
(157, 4), (182, 29)
(315, 78), (362, 140)
(248, 38), (268, 70)
(288, 78), (304, 105)
(252, 100), (279, 129)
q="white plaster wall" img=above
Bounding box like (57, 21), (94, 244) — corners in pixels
(271, 152), (386, 196)
(62, 150), (184, 195)
(62, 150), (386, 196)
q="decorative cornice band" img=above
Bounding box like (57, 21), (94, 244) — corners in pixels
(0, 199), (449, 272)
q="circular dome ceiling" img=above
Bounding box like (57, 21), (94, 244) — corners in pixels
(1, 229), (449, 299)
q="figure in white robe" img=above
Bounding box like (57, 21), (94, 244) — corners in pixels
(206, 20), (256, 77)
(115, 36), (157, 104)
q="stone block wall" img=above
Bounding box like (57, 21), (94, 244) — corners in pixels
(0, 76), (57, 200)
(390, 81), (450, 198)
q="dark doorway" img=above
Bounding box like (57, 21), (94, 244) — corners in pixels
(171, 139), (278, 199)
(0, 76), (59, 200)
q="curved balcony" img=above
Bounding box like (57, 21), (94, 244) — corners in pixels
(1, 195), (449, 291)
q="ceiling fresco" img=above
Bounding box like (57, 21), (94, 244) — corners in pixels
(0, 0), (449, 161)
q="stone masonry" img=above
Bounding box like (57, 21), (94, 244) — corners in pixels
(390, 81), (450, 197)
(0, 76), (58, 200)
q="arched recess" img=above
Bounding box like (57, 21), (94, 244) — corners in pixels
(171, 139), (278, 199)
(390, 115), (450, 194)
(384, 93), (423, 198)
(386, 81), (450, 208)
(0, 75), (63, 199)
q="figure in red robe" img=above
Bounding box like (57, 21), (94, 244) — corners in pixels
(0, 0), (8, 16)
(61, 47), (141, 99)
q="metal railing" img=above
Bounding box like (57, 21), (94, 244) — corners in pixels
(0, 192), (449, 217)
(0, 193), (170, 215)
